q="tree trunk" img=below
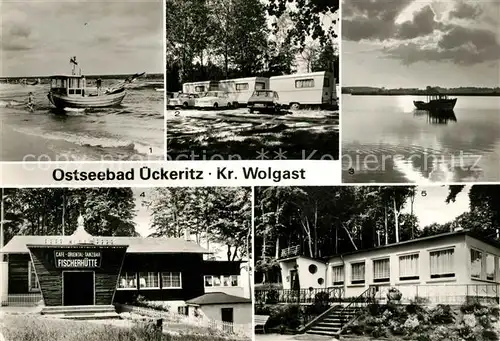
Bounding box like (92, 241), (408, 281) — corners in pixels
(62, 191), (66, 236)
(313, 201), (318, 258)
(410, 190), (415, 238)
(341, 223), (358, 250)
(262, 226), (267, 261)
(393, 197), (400, 243)
(335, 225), (338, 254)
(384, 206), (388, 245)
(275, 237), (279, 259)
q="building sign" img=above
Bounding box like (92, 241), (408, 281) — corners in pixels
(44, 238), (114, 245)
(54, 250), (102, 268)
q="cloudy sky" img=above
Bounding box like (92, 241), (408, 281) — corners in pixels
(342, 0), (500, 88)
(0, 0), (163, 77)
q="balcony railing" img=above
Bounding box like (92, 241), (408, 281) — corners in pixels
(280, 245), (301, 258)
(255, 283), (500, 306)
(1, 293), (44, 307)
(373, 283), (499, 305)
(255, 287), (344, 305)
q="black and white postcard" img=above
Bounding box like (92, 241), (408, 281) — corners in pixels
(0, 0), (165, 162)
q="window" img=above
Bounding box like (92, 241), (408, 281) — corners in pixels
(205, 275), (237, 287)
(399, 254), (419, 281)
(28, 261), (40, 292)
(195, 86), (205, 92)
(139, 272), (159, 289)
(309, 264), (318, 274)
(332, 265), (344, 285)
(236, 83), (249, 91)
(373, 258), (390, 283)
(430, 249), (455, 278)
(486, 254), (495, 281)
(295, 79), (315, 88)
(118, 272), (137, 289)
(204, 275), (213, 287)
(178, 306), (188, 316)
(324, 77), (330, 87)
(255, 82), (266, 90)
(471, 249), (482, 279)
(351, 262), (365, 284)
(161, 272), (182, 289)
(222, 275), (238, 287)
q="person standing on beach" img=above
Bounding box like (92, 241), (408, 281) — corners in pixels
(27, 92), (35, 112)
(96, 78), (102, 94)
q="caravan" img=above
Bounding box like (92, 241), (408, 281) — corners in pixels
(218, 77), (269, 106)
(182, 80), (219, 95)
(269, 71), (336, 109)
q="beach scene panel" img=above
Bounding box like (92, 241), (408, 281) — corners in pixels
(0, 0), (164, 161)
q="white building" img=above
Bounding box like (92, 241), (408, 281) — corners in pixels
(277, 230), (500, 305)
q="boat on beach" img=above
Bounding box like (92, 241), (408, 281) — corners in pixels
(48, 75), (127, 109)
(413, 89), (457, 111)
(47, 58), (144, 109)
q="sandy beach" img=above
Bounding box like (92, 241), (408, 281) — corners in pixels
(0, 82), (164, 161)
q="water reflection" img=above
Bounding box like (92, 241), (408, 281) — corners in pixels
(342, 95), (500, 183)
(414, 109), (457, 125)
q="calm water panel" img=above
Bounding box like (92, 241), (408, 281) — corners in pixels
(342, 95), (500, 183)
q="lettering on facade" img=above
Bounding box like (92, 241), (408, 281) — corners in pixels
(54, 250), (102, 268)
(44, 238), (114, 245)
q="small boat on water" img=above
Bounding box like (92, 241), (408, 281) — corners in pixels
(413, 92), (457, 111)
(47, 59), (144, 109)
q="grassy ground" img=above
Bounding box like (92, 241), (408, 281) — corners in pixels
(0, 314), (246, 341)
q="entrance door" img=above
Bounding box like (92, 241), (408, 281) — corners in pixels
(221, 308), (234, 332)
(290, 269), (300, 290)
(63, 272), (94, 306)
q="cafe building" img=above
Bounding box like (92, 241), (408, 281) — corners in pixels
(0, 216), (243, 312)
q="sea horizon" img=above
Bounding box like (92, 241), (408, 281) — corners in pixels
(0, 73), (164, 80)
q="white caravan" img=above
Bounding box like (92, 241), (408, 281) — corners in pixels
(218, 77), (269, 106)
(269, 71), (336, 109)
(182, 80), (219, 95)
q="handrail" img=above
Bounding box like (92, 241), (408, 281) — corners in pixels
(299, 304), (342, 334)
(338, 285), (378, 332)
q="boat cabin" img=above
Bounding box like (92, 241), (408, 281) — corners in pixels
(50, 75), (87, 97)
(426, 94), (449, 102)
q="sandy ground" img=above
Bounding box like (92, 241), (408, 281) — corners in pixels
(166, 108), (339, 160)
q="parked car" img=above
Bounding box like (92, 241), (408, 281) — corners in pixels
(167, 93), (199, 109)
(247, 90), (281, 113)
(194, 91), (232, 109)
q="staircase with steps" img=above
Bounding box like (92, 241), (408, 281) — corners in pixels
(41, 305), (120, 320)
(305, 306), (359, 337)
(302, 286), (378, 337)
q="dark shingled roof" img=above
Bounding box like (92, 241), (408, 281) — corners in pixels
(186, 292), (251, 306)
(0, 235), (208, 254)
